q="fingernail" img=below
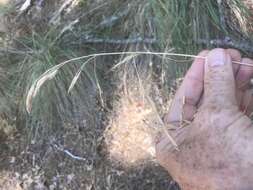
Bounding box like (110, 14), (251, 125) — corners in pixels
(207, 49), (228, 67)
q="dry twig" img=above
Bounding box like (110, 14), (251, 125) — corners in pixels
(76, 36), (157, 45)
(197, 37), (253, 54)
(52, 143), (86, 161)
(95, 8), (129, 29)
(217, 0), (226, 31)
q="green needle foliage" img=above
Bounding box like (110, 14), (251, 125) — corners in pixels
(151, 0), (253, 54)
(2, 26), (99, 140)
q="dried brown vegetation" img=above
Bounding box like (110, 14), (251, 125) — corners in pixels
(0, 0), (252, 190)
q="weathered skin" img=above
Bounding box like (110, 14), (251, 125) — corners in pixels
(156, 49), (253, 190)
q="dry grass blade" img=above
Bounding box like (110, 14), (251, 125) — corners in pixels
(26, 69), (58, 114)
(162, 127), (179, 151)
(67, 70), (82, 94)
(19, 0), (31, 12)
(27, 51), (253, 113)
(55, 19), (79, 43)
(26, 60), (71, 114)
(49, 0), (75, 24)
(147, 96), (179, 150)
(34, 51), (252, 70)
(110, 54), (139, 71)
(67, 57), (95, 93)
(93, 61), (104, 107)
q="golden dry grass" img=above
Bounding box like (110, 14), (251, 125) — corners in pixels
(105, 95), (157, 166)
(0, 171), (22, 190)
(104, 59), (173, 167)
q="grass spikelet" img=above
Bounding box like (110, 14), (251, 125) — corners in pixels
(67, 57), (95, 93)
(26, 69), (58, 114)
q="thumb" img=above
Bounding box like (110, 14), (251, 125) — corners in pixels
(203, 48), (237, 107)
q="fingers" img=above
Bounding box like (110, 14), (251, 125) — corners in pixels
(226, 49), (241, 76)
(236, 58), (253, 109)
(164, 50), (208, 125)
(240, 89), (253, 115)
(164, 48), (252, 125)
(199, 49), (242, 107)
(203, 48), (237, 107)
(236, 58), (253, 90)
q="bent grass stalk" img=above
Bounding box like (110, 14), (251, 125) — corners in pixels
(26, 51), (252, 114)
(67, 57), (95, 93)
(25, 51), (251, 150)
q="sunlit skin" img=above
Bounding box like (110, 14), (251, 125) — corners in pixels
(156, 48), (253, 190)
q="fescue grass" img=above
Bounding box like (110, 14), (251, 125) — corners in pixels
(0, 0), (252, 140)
(0, 1), (253, 189)
(1, 25), (100, 140)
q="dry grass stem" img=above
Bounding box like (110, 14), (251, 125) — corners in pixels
(26, 51), (252, 113)
(26, 70), (58, 113)
(162, 127), (179, 151)
(180, 96), (186, 128)
(67, 57), (95, 93)
(19, 0), (31, 13)
(94, 61), (105, 107)
(183, 120), (192, 125)
(147, 96), (179, 150)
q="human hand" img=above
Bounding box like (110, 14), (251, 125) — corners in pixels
(156, 48), (253, 190)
